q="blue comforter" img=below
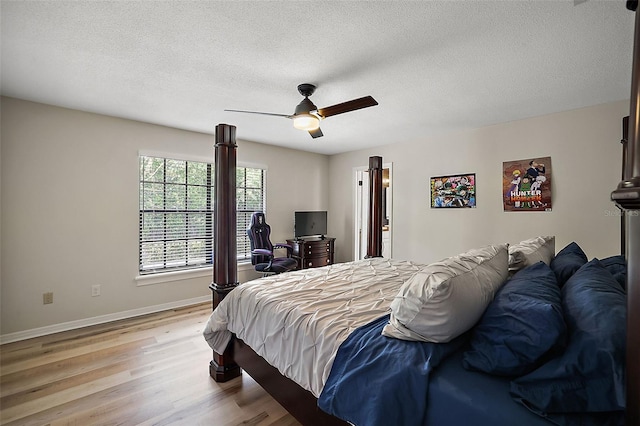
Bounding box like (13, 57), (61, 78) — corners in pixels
(318, 315), (467, 426)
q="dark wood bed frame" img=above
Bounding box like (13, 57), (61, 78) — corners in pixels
(207, 127), (380, 424)
(209, 4), (640, 424)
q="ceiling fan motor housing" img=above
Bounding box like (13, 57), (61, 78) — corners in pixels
(294, 97), (318, 115)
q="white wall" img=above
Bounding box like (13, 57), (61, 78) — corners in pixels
(2, 97), (628, 338)
(0, 97), (330, 336)
(329, 100), (628, 265)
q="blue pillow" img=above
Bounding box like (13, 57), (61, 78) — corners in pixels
(599, 255), (627, 290)
(550, 242), (588, 286)
(462, 261), (566, 376)
(510, 259), (626, 417)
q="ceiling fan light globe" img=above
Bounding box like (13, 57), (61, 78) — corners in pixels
(293, 114), (320, 131)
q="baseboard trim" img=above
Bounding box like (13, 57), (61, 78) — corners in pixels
(0, 295), (211, 345)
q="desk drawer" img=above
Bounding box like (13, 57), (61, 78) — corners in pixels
(305, 242), (332, 256)
(305, 255), (331, 268)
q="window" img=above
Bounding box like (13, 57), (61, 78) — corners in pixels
(236, 167), (266, 260)
(139, 155), (265, 275)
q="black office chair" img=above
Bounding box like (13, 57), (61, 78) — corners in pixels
(247, 212), (298, 275)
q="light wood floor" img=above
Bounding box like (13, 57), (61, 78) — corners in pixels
(0, 302), (301, 426)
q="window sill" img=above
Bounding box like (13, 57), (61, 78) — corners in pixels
(135, 262), (254, 286)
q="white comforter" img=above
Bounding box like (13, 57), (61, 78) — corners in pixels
(203, 257), (424, 397)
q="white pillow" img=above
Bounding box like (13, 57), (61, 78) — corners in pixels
(382, 244), (509, 343)
(508, 236), (555, 273)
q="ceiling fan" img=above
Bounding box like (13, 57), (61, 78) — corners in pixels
(224, 83), (378, 138)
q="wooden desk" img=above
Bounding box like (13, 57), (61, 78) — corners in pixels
(286, 237), (335, 269)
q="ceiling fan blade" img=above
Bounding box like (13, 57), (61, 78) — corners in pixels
(317, 96), (378, 118)
(224, 109), (291, 118)
(309, 127), (323, 138)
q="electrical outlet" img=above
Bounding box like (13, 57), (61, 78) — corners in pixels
(91, 284), (101, 297)
(43, 292), (53, 304)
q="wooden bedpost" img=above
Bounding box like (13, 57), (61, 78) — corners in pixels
(621, 116), (629, 256)
(209, 123), (241, 382)
(366, 156), (383, 258)
(611, 2), (640, 423)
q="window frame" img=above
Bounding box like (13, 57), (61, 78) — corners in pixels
(138, 152), (266, 276)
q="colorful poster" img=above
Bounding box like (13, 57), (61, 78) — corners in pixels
(430, 173), (476, 208)
(503, 157), (552, 211)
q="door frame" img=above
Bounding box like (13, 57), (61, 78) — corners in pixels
(354, 162), (393, 260)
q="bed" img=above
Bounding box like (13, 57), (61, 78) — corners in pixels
(204, 3), (639, 424)
(205, 239), (627, 425)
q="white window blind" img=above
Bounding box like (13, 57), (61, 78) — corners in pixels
(139, 155), (264, 275)
(236, 167), (265, 261)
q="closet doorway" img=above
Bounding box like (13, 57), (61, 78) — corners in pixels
(354, 163), (392, 260)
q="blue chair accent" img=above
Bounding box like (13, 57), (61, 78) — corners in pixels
(247, 212), (298, 275)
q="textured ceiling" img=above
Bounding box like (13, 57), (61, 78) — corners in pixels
(0, 1), (635, 155)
